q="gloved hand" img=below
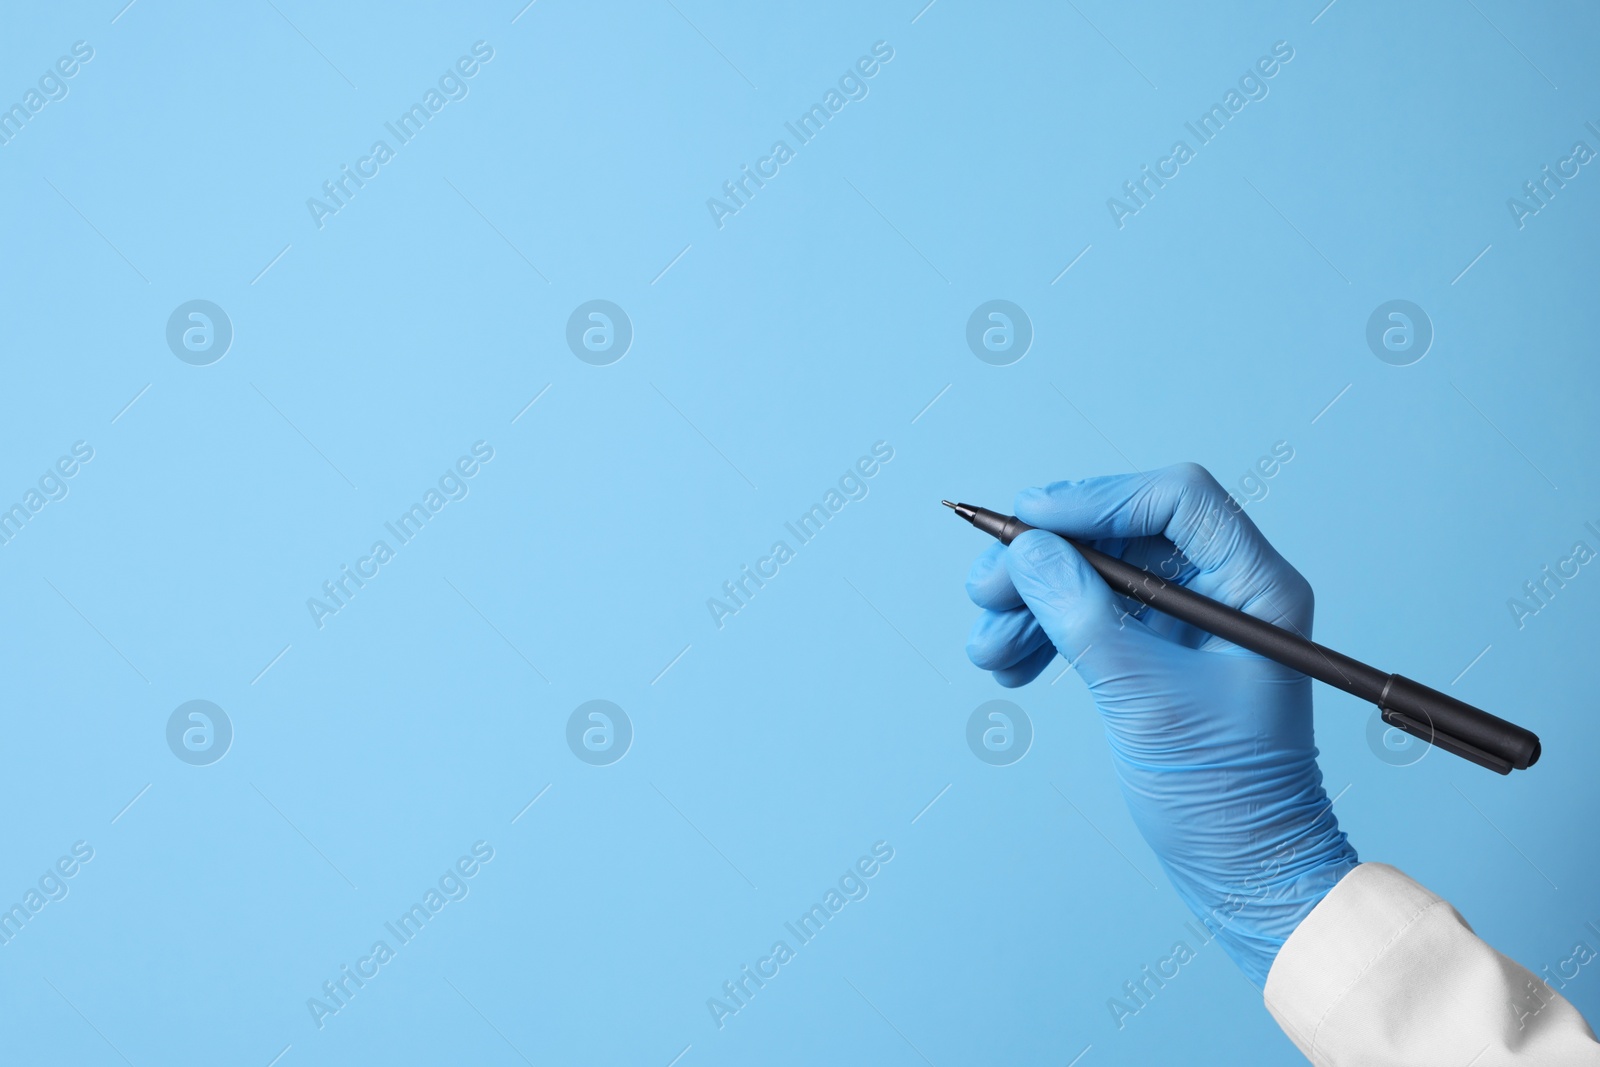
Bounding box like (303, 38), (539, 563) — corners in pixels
(964, 463), (1359, 988)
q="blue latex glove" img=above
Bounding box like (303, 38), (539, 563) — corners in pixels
(964, 464), (1359, 988)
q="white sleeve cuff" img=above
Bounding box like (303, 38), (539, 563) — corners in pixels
(1263, 862), (1600, 1066)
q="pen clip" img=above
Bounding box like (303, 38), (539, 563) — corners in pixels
(1380, 708), (1512, 775)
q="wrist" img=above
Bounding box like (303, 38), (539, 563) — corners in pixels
(1163, 827), (1360, 988)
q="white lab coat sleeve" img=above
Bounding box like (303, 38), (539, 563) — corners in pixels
(1263, 862), (1600, 1065)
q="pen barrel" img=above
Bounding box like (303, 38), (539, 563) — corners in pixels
(1071, 540), (1386, 696)
(1066, 540), (1541, 774)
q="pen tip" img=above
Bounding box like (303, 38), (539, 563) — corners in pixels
(940, 500), (956, 509)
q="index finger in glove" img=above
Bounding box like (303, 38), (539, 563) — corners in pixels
(1013, 463), (1312, 630)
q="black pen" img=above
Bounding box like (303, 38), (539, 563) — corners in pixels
(944, 500), (1541, 775)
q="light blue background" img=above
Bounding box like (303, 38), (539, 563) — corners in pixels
(2, 1), (1597, 1063)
